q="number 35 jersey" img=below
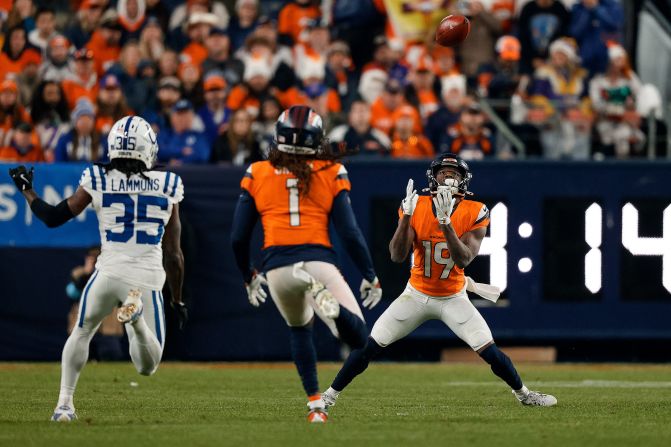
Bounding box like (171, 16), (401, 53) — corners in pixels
(402, 196), (489, 297)
(79, 165), (184, 289)
(240, 160), (350, 270)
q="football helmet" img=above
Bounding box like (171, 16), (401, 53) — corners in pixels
(426, 153), (473, 196)
(273, 105), (324, 155)
(107, 116), (158, 169)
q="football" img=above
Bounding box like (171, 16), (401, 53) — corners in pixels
(435, 15), (471, 47)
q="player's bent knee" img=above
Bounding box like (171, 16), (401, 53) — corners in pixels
(469, 331), (494, 352)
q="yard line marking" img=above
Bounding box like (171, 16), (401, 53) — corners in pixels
(441, 380), (671, 388)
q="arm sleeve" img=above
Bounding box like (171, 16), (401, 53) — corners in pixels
(31, 198), (75, 228)
(230, 190), (260, 283)
(331, 191), (376, 282)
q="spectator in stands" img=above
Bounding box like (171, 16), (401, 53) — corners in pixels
(107, 41), (147, 113)
(569, 0), (624, 77)
(454, 1), (503, 78)
(211, 108), (262, 165)
(38, 35), (74, 83)
(117, 0), (147, 44)
(477, 36), (523, 118)
(138, 16), (165, 62)
(370, 78), (419, 136)
(64, 0), (105, 49)
(197, 72), (230, 145)
(251, 96), (282, 156)
(325, 40), (358, 111)
(390, 105), (433, 159)
(228, 0), (260, 52)
(250, 16), (294, 74)
(518, 0), (570, 75)
(158, 49), (179, 78)
(527, 38), (592, 159)
(178, 61), (204, 107)
(5, 0), (35, 32)
(180, 12), (217, 68)
(328, 99), (390, 157)
(405, 56), (441, 123)
(237, 34), (295, 91)
(439, 102), (494, 159)
(432, 45), (460, 82)
(277, 0), (320, 46)
(0, 121), (43, 162)
(158, 99), (211, 165)
(280, 55), (341, 122)
(227, 54), (274, 119)
(425, 74), (467, 150)
(201, 27), (245, 87)
(30, 79), (70, 158)
(589, 44), (645, 159)
(358, 35), (396, 104)
(143, 76), (182, 134)
(28, 7), (56, 54)
(54, 98), (105, 162)
(15, 50), (41, 107)
(0, 25), (41, 81)
(86, 10), (123, 76)
(61, 48), (97, 109)
(0, 79), (31, 148)
(297, 18), (330, 60)
(95, 73), (132, 137)
(168, 0), (230, 47)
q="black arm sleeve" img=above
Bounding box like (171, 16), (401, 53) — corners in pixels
(331, 191), (376, 282)
(30, 198), (75, 228)
(230, 190), (260, 283)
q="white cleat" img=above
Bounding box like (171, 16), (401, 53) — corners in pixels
(307, 396), (328, 423)
(117, 289), (143, 324)
(321, 389), (339, 410)
(51, 405), (77, 422)
(514, 389), (558, 407)
(310, 282), (339, 319)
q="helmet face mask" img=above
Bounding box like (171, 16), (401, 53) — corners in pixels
(273, 106), (324, 155)
(426, 153), (472, 196)
(107, 116), (158, 169)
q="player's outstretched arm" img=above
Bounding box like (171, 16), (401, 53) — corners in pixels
(8, 165), (91, 228)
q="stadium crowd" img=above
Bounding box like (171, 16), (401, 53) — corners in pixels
(0, 0), (662, 164)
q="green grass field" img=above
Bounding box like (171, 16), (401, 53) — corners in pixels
(2, 362), (670, 447)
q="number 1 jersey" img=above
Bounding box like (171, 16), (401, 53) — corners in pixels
(79, 165), (184, 289)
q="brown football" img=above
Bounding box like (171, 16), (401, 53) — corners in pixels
(435, 15), (471, 47)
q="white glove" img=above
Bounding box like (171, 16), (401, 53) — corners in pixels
(360, 277), (382, 309)
(432, 186), (455, 225)
(401, 179), (419, 216)
(245, 272), (268, 307)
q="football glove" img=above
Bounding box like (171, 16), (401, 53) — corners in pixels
(9, 165), (34, 192)
(360, 277), (382, 309)
(401, 179), (418, 216)
(433, 186), (455, 225)
(171, 301), (189, 330)
(246, 271), (268, 307)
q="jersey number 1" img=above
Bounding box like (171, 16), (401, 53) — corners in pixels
(103, 193), (168, 245)
(422, 241), (455, 279)
(286, 179), (300, 226)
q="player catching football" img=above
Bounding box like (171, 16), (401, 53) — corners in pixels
(320, 154), (557, 411)
(8, 116), (188, 422)
(231, 105), (382, 423)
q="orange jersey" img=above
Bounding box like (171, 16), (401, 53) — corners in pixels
(0, 49), (41, 80)
(241, 160), (350, 249)
(62, 78), (98, 110)
(277, 2), (320, 44)
(402, 196), (490, 296)
(390, 134), (434, 159)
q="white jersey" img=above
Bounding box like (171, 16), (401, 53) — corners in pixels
(79, 165), (184, 289)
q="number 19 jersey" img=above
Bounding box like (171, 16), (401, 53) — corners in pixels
(79, 165), (184, 289)
(403, 196), (489, 297)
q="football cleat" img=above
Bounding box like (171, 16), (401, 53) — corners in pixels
(321, 389), (339, 409)
(51, 405), (77, 422)
(307, 395), (328, 423)
(117, 289), (143, 324)
(310, 282), (339, 319)
(513, 389), (558, 407)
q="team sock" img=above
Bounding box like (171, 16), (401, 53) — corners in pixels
(127, 316), (162, 376)
(478, 344), (524, 390)
(289, 323), (319, 396)
(58, 327), (96, 408)
(331, 337), (384, 392)
(334, 306), (368, 349)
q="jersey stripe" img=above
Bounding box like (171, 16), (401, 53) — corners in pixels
(78, 270), (99, 328)
(87, 166), (97, 191)
(97, 165), (106, 191)
(170, 174), (179, 197)
(163, 172), (172, 194)
(152, 291), (162, 345)
(122, 116), (134, 151)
